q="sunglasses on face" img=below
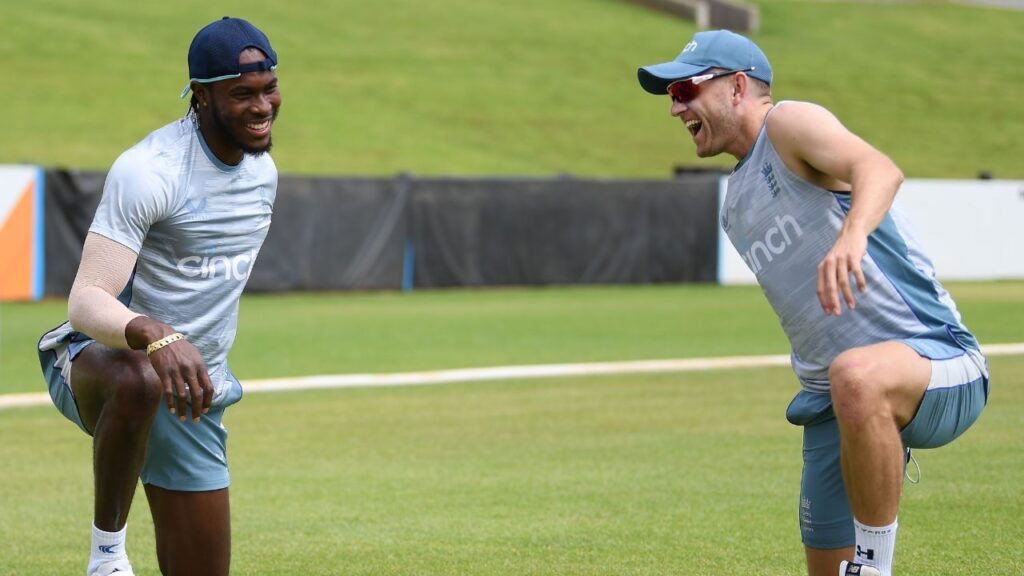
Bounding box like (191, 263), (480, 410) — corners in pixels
(666, 68), (754, 103)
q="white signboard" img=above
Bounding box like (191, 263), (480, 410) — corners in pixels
(718, 178), (1024, 284)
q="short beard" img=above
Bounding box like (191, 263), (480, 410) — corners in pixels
(209, 101), (275, 157)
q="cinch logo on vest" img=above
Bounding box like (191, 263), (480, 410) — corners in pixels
(741, 214), (803, 275)
(176, 249), (258, 280)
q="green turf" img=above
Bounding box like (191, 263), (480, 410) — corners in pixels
(2, 283), (1022, 574)
(2, 0), (1022, 178)
(1, 355), (1021, 575)
(4, 281), (1024, 394)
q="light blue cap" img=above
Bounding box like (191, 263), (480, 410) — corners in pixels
(638, 29), (772, 94)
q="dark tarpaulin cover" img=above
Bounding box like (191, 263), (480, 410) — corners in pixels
(248, 175), (408, 292)
(43, 169), (105, 297)
(410, 175), (719, 287)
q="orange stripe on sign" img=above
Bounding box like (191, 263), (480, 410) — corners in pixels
(0, 181), (35, 300)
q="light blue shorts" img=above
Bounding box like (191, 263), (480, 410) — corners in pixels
(786, 346), (989, 549)
(38, 325), (244, 492)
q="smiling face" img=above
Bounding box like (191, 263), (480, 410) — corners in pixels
(194, 48), (282, 165)
(669, 70), (742, 159)
(666, 70), (774, 162)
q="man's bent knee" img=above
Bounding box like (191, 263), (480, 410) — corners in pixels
(72, 347), (163, 428)
(108, 355), (164, 414)
(831, 343), (932, 429)
(829, 350), (882, 422)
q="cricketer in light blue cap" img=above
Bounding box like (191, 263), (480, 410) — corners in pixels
(637, 29), (772, 94)
(635, 21), (990, 576)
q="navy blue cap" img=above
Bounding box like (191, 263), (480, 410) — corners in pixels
(638, 30), (772, 94)
(181, 17), (277, 98)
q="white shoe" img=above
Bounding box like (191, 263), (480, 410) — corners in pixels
(90, 558), (135, 576)
(839, 560), (881, 576)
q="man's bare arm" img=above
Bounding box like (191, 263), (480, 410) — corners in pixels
(767, 102), (904, 315)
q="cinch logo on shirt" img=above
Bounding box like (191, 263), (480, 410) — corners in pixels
(176, 249), (258, 280)
(741, 214), (803, 275)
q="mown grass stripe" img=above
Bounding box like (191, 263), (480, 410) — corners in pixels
(5, 342), (1023, 410)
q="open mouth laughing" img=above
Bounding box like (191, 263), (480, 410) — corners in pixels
(685, 118), (702, 137)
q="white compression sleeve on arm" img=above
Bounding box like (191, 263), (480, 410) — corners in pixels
(67, 232), (143, 349)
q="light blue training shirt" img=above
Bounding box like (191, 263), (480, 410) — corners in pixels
(58, 118), (276, 405)
(721, 102), (978, 394)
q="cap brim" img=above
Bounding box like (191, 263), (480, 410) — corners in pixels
(637, 61), (708, 94)
(179, 73), (247, 99)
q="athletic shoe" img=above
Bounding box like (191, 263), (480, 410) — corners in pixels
(90, 558), (135, 576)
(839, 560), (881, 576)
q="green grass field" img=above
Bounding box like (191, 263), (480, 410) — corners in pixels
(1, 283), (1023, 574)
(4, 0), (1023, 178)
(3, 1), (1024, 572)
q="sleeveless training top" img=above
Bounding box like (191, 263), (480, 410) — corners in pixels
(722, 102), (978, 393)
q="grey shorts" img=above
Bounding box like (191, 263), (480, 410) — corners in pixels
(786, 346), (989, 549)
(38, 323), (244, 492)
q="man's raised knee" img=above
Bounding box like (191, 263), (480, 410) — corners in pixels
(108, 354), (164, 415)
(829, 350), (884, 423)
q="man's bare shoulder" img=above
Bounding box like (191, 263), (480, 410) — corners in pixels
(762, 101), (851, 184)
(765, 101), (840, 136)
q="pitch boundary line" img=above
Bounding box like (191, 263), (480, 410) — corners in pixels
(3, 342), (1024, 410)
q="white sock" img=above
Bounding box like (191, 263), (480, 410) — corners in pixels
(87, 523), (128, 575)
(853, 517), (898, 576)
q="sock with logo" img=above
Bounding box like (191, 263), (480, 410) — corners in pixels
(87, 523), (128, 575)
(853, 517), (897, 576)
